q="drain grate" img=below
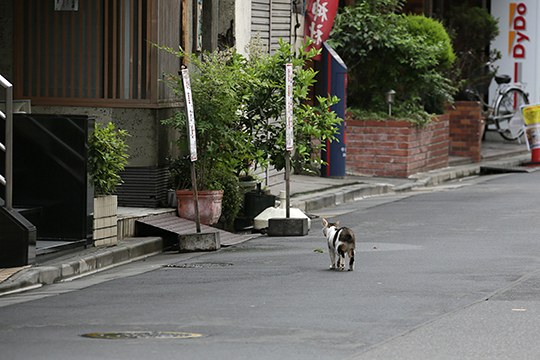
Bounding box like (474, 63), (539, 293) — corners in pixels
(164, 262), (234, 269)
(480, 164), (539, 175)
(81, 331), (204, 340)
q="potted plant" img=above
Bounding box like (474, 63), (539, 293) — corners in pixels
(88, 122), (129, 246)
(158, 40), (342, 228)
(160, 48), (245, 226)
(167, 155), (241, 229)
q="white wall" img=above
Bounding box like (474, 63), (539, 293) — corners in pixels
(235, 0), (252, 56)
(491, 1), (539, 103)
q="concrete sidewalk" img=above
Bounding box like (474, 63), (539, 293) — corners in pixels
(0, 139), (532, 296)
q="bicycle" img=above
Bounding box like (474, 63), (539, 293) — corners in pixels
(466, 74), (529, 141)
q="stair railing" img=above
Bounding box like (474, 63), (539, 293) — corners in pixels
(0, 74), (13, 210)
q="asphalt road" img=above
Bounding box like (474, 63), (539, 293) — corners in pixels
(1, 171), (540, 359)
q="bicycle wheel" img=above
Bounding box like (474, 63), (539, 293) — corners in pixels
(494, 87), (529, 141)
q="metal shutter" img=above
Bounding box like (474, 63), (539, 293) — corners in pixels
(251, 0), (291, 53)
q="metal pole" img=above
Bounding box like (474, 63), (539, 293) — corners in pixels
(190, 162), (201, 233)
(285, 151), (291, 218)
(6, 85), (12, 210)
(0, 75), (13, 210)
(180, 66), (201, 233)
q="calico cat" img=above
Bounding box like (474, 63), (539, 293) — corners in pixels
(322, 218), (356, 271)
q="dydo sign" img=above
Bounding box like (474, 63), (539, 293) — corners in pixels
(491, 1), (537, 102)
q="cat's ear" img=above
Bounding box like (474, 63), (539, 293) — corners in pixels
(322, 218), (328, 227)
(335, 221), (340, 227)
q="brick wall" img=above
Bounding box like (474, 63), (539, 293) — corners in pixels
(447, 101), (483, 163)
(346, 114), (449, 178)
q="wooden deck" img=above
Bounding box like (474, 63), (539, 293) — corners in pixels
(135, 213), (258, 247)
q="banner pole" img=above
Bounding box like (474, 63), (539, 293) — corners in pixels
(181, 65), (201, 233)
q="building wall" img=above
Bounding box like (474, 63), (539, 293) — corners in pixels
(235, 0), (252, 56)
(31, 105), (177, 167)
(447, 101), (483, 163)
(0, 0), (13, 81)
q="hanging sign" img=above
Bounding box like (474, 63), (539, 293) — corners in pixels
(304, 0), (339, 60)
(491, 1), (536, 102)
(285, 63), (294, 152)
(181, 68), (197, 162)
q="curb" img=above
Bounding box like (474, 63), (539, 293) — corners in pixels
(0, 237), (163, 296)
(292, 183), (393, 212)
(292, 154), (531, 214)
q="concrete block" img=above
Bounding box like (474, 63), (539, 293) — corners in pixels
(61, 262), (79, 278)
(178, 232), (221, 252)
(129, 237), (164, 258)
(267, 218), (309, 236)
(38, 266), (61, 284)
(96, 251), (114, 268)
(111, 247), (130, 263)
(79, 256), (96, 273)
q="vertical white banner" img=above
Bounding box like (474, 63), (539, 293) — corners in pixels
(491, 1), (538, 103)
(285, 63), (294, 152)
(181, 68), (198, 162)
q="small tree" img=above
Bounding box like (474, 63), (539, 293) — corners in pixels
(159, 40), (342, 177)
(160, 48), (245, 190)
(239, 39), (342, 173)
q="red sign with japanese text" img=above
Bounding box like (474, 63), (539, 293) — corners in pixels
(304, 0), (339, 60)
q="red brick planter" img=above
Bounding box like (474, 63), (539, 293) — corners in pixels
(346, 114), (449, 178)
(447, 101), (484, 163)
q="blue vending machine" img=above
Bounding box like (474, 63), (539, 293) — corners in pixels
(319, 42), (347, 178)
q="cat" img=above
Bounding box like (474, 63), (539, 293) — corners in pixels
(322, 218), (356, 271)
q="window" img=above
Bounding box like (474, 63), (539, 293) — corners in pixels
(15, 0), (151, 104)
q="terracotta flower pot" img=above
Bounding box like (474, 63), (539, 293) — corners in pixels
(175, 189), (224, 225)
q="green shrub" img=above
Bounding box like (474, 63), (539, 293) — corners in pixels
(329, 0), (456, 123)
(212, 165), (241, 231)
(167, 156), (241, 230)
(241, 39), (342, 172)
(89, 122), (129, 196)
(161, 48), (246, 187)
(404, 15), (455, 70)
(158, 40), (342, 176)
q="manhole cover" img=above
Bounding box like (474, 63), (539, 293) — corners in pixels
(81, 331), (204, 340)
(164, 262), (233, 269)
